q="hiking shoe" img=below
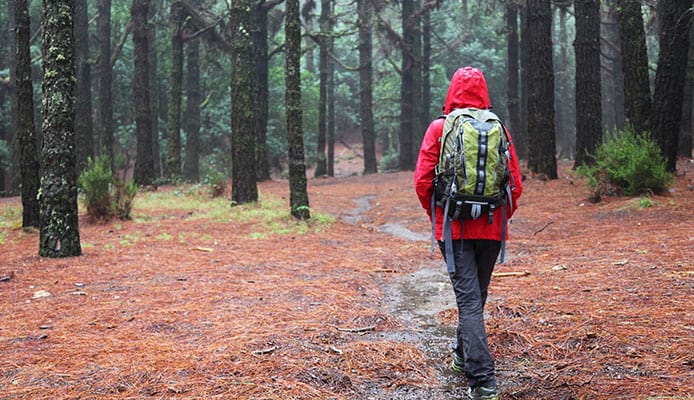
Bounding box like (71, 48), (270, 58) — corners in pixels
(467, 385), (499, 400)
(450, 351), (465, 373)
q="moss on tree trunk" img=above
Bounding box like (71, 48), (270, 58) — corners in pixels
(39, 0), (81, 258)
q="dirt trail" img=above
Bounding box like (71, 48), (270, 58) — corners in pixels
(1, 156), (692, 400)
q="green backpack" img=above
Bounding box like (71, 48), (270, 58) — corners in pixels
(431, 107), (513, 270)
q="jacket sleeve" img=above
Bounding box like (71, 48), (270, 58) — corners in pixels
(414, 119), (443, 217)
(505, 129), (523, 218)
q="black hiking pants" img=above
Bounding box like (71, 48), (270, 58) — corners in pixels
(439, 239), (500, 389)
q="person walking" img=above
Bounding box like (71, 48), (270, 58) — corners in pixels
(414, 66), (523, 400)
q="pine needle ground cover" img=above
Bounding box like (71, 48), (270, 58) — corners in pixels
(0, 158), (692, 399)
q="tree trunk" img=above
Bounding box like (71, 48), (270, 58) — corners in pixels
(525, 0), (557, 179)
(1, 0), (14, 196)
(132, 0), (154, 185)
(422, 7), (431, 129)
(616, 0), (652, 135)
(573, 0), (602, 168)
(97, 0), (114, 168)
(252, 1), (272, 182)
(555, 4), (574, 159)
(39, 0), (81, 257)
(680, 25), (694, 157)
(518, 3), (529, 158)
(411, 0), (423, 158)
(15, 0), (40, 226)
(149, 0), (161, 178)
(398, 0), (415, 171)
(231, 0), (258, 205)
(326, 9), (335, 177)
(600, 4), (625, 133)
(285, 0), (310, 219)
(314, 0), (330, 177)
(506, 2), (521, 144)
(166, 0), (184, 178)
(74, 0), (94, 173)
(651, 0), (692, 172)
(183, 7), (201, 182)
(358, 0), (377, 174)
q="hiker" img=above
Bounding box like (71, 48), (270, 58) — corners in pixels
(414, 66), (523, 400)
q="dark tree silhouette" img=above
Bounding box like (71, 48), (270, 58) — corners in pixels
(15, 0), (40, 227)
(132, 0), (155, 185)
(573, 0), (602, 168)
(651, 0), (692, 172)
(358, 0), (377, 174)
(616, 0), (652, 135)
(525, 0), (557, 179)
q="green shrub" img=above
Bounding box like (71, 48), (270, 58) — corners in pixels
(577, 128), (673, 200)
(79, 157), (113, 219)
(79, 156), (137, 220)
(112, 179), (137, 220)
(379, 150), (399, 172)
(203, 169), (227, 198)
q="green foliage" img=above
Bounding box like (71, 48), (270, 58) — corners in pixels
(112, 179), (137, 220)
(79, 157), (113, 219)
(203, 168), (226, 198)
(379, 150), (400, 172)
(79, 156), (138, 220)
(577, 128), (673, 199)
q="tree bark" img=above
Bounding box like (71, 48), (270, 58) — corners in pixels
(39, 0), (81, 257)
(616, 0), (652, 135)
(573, 0), (602, 168)
(183, 1), (201, 182)
(680, 25), (694, 157)
(285, 0), (310, 219)
(166, 0), (184, 178)
(74, 0), (94, 173)
(149, 0), (161, 178)
(314, 0), (330, 177)
(399, 0), (415, 171)
(358, 0), (377, 174)
(651, 0), (692, 172)
(132, 0), (154, 185)
(506, 1), (521, 150)
(555, 4), (573, 159)
(231, 0), (258, 204)
(15, 0), (40, 227)
(252, 1), (274, 182)
(525, 0), (557, 179)
(97, 0), (114, 169)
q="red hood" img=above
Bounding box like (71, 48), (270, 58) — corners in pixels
(442, 67), (491, 114)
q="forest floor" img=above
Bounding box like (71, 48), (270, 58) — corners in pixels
(0, 144), (693, 400)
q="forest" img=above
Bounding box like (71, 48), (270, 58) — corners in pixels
(0, 0), (693, 399)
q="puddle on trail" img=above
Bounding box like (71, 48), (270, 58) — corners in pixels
(371, 262), (471, 399)
(342, 193), (472, 398)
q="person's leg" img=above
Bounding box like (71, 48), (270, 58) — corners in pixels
(474, 240), (501, 308)
(440, 240), (497, 389)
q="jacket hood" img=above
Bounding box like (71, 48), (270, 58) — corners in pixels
(442, 67), (491, 114)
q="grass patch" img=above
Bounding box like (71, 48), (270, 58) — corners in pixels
(133, 186), (336, 238)
(0, 204), (22, 230)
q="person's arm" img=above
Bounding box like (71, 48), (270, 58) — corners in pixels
(505, 130), (523, 217)
(414, 119), (443, 217)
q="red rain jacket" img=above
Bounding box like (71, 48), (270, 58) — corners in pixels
(414, 67), (523, 241)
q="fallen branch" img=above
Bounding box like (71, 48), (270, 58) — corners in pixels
(369, 268), (398, 273)
(492, 271), (530, 278)
(333, 325), (375, 334)
(191, 246), (213, 252)
(252, 346), (276, 355)
(533, 221), (553, 235)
